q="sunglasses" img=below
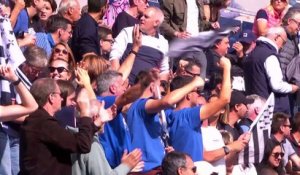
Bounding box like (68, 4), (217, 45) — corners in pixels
(185, 69), (200, 77)
(54, 48), (68, 55)
(272, 152), (284, 159)
(102, 38), (115, 44)
(48, 66), (69, 73)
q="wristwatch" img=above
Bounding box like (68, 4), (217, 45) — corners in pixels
(223, 146), (230, 155)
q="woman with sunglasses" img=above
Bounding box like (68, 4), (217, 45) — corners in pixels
(257, 139), (285, 175)
(48, 58), (74, 81)
(50, 42), (76, 67)
(253, 0), (288, 37)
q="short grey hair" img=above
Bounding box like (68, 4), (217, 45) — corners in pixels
(30, 78), (57, 107)
(282, 7), (300, 26)
(148, 7), (164, 26)
(265, 26), (286, 38)
(247, 94), (266, 110)
(23, 46), (48, 68)
(96, 70), (122, 96)
(58, 0), (79, 15)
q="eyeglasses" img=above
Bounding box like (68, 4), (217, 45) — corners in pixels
(183, 166), (197, 173)
(191, 88), (205, 96)
(272, 152), (284, 159)
(48, 66), (69, 73)
(277, 35), (287, 45)
(291, 19), (300, 29)
(283, 124), (291, 128)
(273, 0), (287, 3)
(54, 48), (68, 55)
(102, 38), (114, 44)
(51, 92), (62, 97)
(185, 69), (201, 77)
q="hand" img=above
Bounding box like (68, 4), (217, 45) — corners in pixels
(0, 65), (19, 82)
(211, 21), (220, 29)
(132, 24), (142, 52)
(22, 33), (36, 46)
(14, 0), (25, 10)
(93, 100), (116, 127)
(165, 146), (174, 153)
(121, 149), (143, 170)
(218, 56), (231, 70)
(76, 88), (90, 117)
(291, 84), (299, 93)
(238, 132), (251, 143)
(131, 161), (144, 172)
(228, 139), (247, 152)
(75, 67), (91, 88)
(192, 76), (205, 89)
(232, 42), (244, 58)
(174, 31), (191, 39)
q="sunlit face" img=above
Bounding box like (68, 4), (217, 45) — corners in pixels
(70, 1), (81, 22)
(178, 156), (196, 175)
(140, 8), (158, 34)
(35, 0), (48, 11)
(282, 119), (291, 137)
(48, 59), (71, 80)
(51, 84), (63, 112)
(100, 34), (114, 54)
(136, 0), (148, 14)
(66, 92), (76, 106)
(268, 145), (284, 168)
(236, 103), (248, 118)
(215, 37), (230, 56)
(39, 1), (53, 21)
(52, 44), (69, 62)
(59, 24), (72, 43)
(272, 0), (287, 13)
(287, 14), (300, 36)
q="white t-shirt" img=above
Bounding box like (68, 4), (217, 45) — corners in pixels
(202, 127), (226, 175)
(186, 0), (199, 36)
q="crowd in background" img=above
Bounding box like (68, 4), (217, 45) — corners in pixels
(1, 0), (300, 175)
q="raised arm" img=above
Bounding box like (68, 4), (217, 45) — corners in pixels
(118, 24), (142, 81)
(115, 68), (158, 108)
(200, 57), (231, 120)
(10, 0), (25, 28)
(0, 65), (38, 121)
(145, 76), (205, 114)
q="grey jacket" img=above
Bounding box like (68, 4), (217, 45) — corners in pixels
(68, 127), (131, 175)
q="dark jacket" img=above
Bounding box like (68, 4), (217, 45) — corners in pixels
(159, 0), (211, 40)
(278, 28), (299, 80)
(19, 108), (96, 175)
(244, 40), (290, 113)
(71, 13), (100, 62)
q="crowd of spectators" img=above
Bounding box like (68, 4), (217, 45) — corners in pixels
(1, 0), (300, 174)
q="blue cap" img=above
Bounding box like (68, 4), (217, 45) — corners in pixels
(238, 30), (255, 44)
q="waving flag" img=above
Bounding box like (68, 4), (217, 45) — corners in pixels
(167, 28), (233, 58)
(238, 93), (275, 165)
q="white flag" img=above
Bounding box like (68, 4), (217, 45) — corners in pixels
(238, 93), (275, 165)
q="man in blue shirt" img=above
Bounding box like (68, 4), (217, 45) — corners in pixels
(167, 56), (232, 162)
(126, 71), (204, 173)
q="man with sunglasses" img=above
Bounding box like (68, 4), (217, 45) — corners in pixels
(161, 151), (197, 175)
(270, 113), (300, 171)
(166, 57), (232, 164)
(244, 26), (299, 114)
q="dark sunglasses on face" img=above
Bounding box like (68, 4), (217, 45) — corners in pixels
(54, 48), (68, 55)
(48, 66), (68, 73)
(272, 152), (284, 159)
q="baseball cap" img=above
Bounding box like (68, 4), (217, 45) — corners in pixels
(229, 90), (254, 107)
(238, 30), (255, 44)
